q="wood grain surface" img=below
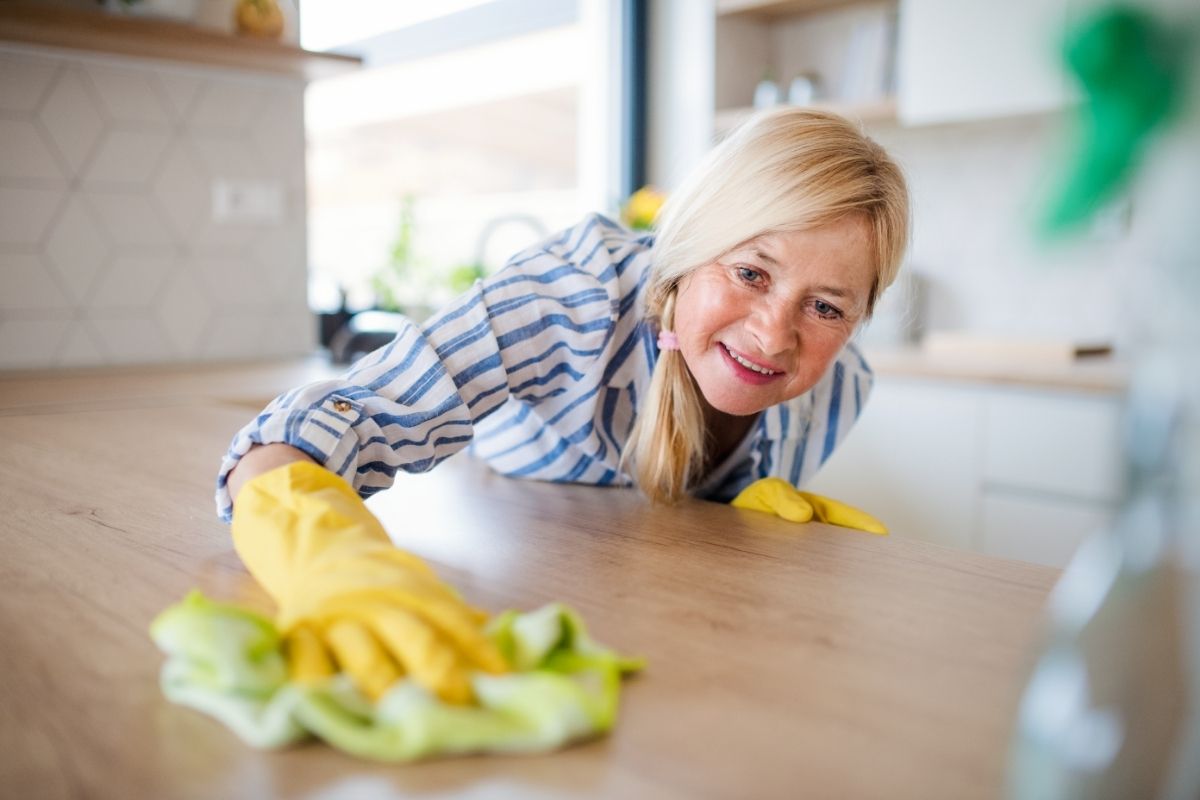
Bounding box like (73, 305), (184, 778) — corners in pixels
(0, 368), (1059, 799)
(0, 357), (339, 417)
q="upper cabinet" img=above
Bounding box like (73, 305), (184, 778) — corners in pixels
(713, 0), (1079, 134)
(895, 0), (1072, 125)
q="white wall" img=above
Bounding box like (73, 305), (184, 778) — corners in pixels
(646, 0), (715, 191)
(0, 46), (313, 369)
(866, 111), (1150, 350)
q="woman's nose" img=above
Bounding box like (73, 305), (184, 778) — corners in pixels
(746, 302), (797, 355)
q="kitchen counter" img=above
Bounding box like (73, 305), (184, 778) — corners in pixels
(0, 343), (1126, 418)
(865, 345), (1129, 393)
(0, 361), (1059, 798)
(0, 356), (341, 416)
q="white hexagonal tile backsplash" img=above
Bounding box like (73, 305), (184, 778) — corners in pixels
(0, 252), (71, 311)
(0, 118), (65, 182)
(91, 251), (175, 309)
(88, 313), (177, 364)
(82, 128), (172, 187)
(0, 51), (58, 113)
(38, 66), (105, 178)
(155, 267), (214, 355)
(85, 191), (176, 249)
(188, 81), (267, 132)
(83, 62), (173, 127)
(56, 320), (108, 367)
(0, 317), (72, 367)
(0, 47), (312, 369)
(45, 197), (111, 303)
(157, 71), (204, 122)
(0, 185), (63, 246)
(152, 141), (211, 240)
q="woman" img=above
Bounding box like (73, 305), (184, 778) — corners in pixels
(223, 108), (909, 704)
(221, 108), (908, 515)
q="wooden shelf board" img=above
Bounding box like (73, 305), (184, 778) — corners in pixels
(715, 97), (898, 133)
(0, 2), (360, 80)
(717, 0), (872, 19)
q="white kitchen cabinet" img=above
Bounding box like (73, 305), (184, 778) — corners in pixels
(805, 377), (981, 550)
(896, 0), (1072, 125)
(805, 371), (1126, 567)
(979, 490), (1113, 567)
(982, 388), (1123, 502)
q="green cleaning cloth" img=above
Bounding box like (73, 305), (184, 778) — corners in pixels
(150, 591), (644, 761)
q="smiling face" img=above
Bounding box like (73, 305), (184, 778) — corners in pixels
(671, 215), (876, 418)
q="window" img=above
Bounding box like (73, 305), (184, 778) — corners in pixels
(301, 0), (627, 317)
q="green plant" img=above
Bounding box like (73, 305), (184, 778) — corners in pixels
(371, 196), (417, 312)
(446, 262), (486, 294)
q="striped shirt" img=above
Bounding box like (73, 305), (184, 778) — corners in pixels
(216, 213), (874, 521)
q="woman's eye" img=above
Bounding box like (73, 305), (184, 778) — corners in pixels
(812, 299), (843, 320)
(736, 266), (763, 284)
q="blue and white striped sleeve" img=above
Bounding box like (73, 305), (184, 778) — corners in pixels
(215, 217), (620, 521)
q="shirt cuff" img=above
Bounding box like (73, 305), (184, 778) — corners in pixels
(214, 389), (365, 522)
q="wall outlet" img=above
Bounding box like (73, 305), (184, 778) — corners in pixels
(211, 179), (285, 224)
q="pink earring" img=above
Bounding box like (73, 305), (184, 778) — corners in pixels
(657, 330), (680, 351)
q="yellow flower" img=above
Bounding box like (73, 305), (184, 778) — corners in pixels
(621, 186), (666, 231)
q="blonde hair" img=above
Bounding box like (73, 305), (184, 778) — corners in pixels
(623, 107), (910, 504)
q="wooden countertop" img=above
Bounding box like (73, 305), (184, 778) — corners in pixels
(0, 355), (341, 416)
(0, 362), (1059, 799)
(865, 346), (1130, 394)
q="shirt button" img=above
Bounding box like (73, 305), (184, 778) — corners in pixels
(333, 400), (352, 413)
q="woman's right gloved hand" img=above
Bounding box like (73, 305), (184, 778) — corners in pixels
(230, 461), (509, 704)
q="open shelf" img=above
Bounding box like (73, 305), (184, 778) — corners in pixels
(0, 2), (360, 80)
(717, 0), (872, 19)
(715, 96), (897, 134)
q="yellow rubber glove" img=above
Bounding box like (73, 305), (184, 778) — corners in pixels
(730, 477), (888, 535)
(231, 461), (509, 704)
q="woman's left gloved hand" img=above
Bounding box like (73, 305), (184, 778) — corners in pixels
(731, 477), (888, 535)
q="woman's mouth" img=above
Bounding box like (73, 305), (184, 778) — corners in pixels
(719, 343), (785, 385)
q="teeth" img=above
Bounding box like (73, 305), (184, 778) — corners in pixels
(724, 344), (777, 375)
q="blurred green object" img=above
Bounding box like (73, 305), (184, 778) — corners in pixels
(1042, 6), (1189, 234)
(371, 195), (419, 312)
(150, 592), (643, 761)
(446, 262), (487, 294)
